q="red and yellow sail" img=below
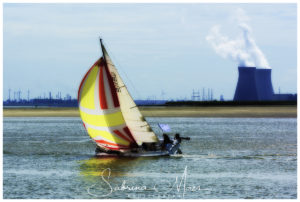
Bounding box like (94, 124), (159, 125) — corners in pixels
(78, 42), (159, 152)
(78, 58), (137, 151)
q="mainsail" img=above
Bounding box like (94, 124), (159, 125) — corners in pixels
(78, 40), (158, 152)
(101, 43), (159, 145)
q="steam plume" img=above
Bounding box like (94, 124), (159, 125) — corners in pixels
(206, 9), (270, 69)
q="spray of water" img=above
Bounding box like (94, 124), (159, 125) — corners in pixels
(206, 9), (270, 69)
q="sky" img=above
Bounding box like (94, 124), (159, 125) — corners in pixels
(3, 3), (297, 101)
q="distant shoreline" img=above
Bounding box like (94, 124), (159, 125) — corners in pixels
(3, 106), (297, 118)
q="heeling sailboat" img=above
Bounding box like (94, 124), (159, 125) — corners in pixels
(78, 39), (178, 157)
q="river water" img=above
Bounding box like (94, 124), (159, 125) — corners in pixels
(3, 117), (297, 199)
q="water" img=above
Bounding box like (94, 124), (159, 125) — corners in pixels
(3, 117), (297, 199)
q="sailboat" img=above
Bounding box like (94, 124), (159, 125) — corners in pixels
(78, 39), (180, 157)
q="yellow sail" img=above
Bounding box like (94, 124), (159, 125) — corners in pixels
(101, 45), (159, 145)
(78, 58), (138, 151)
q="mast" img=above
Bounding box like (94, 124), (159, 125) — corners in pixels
(99, 38), (107, 64)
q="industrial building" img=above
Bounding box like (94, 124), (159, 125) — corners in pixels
(234, 67), (296, 101)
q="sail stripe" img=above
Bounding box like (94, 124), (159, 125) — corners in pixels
(93, 135), (129, 147)
(96, 144), (130, 150)
(104, 65), (120, 107)
(99, 66), (108, 109)
(80, 110), (125, 127)
(95, 140), (130, 148)
(87, 127), (130, 146)
(102, 66), (114, 109)
(123, 126), (136, 143)
(113, 129), (134, 143)
(99, 144), (131, 151)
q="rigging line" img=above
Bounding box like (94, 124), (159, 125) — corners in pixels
(104, 43), (159, 130)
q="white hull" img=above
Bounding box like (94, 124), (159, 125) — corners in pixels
(95, 142), (181, 157)
(95, 150), (170, 157)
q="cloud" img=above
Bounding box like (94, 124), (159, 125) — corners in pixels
(206, 8), (270, 69)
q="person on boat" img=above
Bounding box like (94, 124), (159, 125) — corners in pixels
(161, 133), (173, 150)
(174, 133), (190, 143)
(170, 133), (191, 154)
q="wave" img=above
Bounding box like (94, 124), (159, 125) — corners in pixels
(181, 153), (296, 160)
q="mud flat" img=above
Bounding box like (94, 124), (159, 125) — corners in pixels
(139, 106), (297, 117)
(3, 106), (297, 118)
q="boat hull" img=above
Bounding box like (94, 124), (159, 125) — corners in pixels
(95, 142), (181, 157)
(95, 150), (170, 157)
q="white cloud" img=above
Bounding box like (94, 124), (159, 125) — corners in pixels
(206, 8), (270, 69)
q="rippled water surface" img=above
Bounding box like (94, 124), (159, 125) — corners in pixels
(3, 117), (297, 199)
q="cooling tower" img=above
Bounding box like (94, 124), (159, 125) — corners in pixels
(234, 67), (274, 101)
(255, 68), (274, 101)
(234, 67), (258, 101)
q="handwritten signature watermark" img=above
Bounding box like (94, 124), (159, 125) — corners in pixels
(86, 166), (212, 199)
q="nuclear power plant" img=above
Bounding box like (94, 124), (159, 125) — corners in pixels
(234, 67), (274, 101)
(255, 68), (274, 100)
(234, 66), (296, 101)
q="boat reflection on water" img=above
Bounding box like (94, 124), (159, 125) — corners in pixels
(77, 156), (139, 198)
(78, 156), (141, 179)
(77, 156), (165, 197)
